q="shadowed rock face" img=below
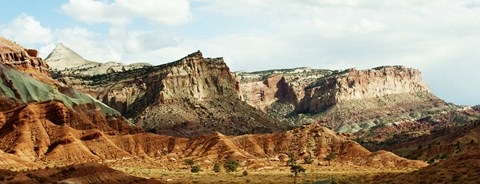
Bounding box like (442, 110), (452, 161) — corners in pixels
(52, 51), (287, 137)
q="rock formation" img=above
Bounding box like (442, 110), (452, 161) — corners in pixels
(52, 51), (287, 137)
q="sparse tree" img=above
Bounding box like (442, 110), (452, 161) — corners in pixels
(325, 152), (336, 166)
(213, 162), (222, 173)
(224, 160), (240, 173)
(290, 165), (306, 184)
(287, 152), (297, 166)
(184, 159), (195, 169)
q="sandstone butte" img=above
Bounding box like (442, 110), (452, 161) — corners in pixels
(0, 36), (428, 176)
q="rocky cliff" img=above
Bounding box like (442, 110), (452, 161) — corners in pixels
(237, 66), (452, 133)
(298, 66), (430, 113)
(0, 37), (50, 80)
(237, 67), (334, 111)
(52, 51), (286, 137)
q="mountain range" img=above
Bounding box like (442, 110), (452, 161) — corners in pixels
(0, 38), (478, 183)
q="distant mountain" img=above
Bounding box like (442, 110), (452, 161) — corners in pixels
(45, 43), (150, 75)
(45, 43), (98, 70)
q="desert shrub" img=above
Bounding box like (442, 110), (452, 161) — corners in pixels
(242, 170), (249, 176)
(191, 165), (201, 173)
(184, 159), (194, 168)
(224, 160), (240, 173)
(213, 163), (221, 173)
(325, 152), (336, 165)
(303, 155), (314, 164)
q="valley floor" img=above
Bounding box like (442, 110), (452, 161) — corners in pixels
(113, 166), (414, 184)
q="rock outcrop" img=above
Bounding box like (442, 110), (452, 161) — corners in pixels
(0, 37), (50, 79)
(52, 51), (286, 137)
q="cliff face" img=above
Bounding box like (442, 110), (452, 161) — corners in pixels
(53, 51), (286, 137)
(298, 66), (430, 113)
(0, 37), (50, 78)
(237, 66), (451, 133)
(237, 68), (333, 111)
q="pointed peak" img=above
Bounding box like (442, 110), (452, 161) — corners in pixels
(45, 43), (98, 70)
(187, 50), (203, 58)
(55, 43), (66, 48)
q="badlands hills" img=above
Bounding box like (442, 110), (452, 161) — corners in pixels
(0, 38), (478, 183)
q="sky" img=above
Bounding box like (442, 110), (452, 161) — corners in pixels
(0, 0), (479, 105)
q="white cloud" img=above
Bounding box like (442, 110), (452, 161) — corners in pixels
(5, 0), (477, 105)
(1, 14), (52, 45)
(187, 0), (480, 105)
(61, 0), (192, 25)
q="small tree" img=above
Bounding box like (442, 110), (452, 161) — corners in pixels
(287, 152), (297, 166)
(213, 162), (222, 173)
(325, 152), (336, 166)
(242, 170), (249, 177)
(191, 165), (201, 173)
(290, 165), (306, 184)
(224, 160), (240, 173)
(184, 159), (195, 169)
(303, 155), (314, 164)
